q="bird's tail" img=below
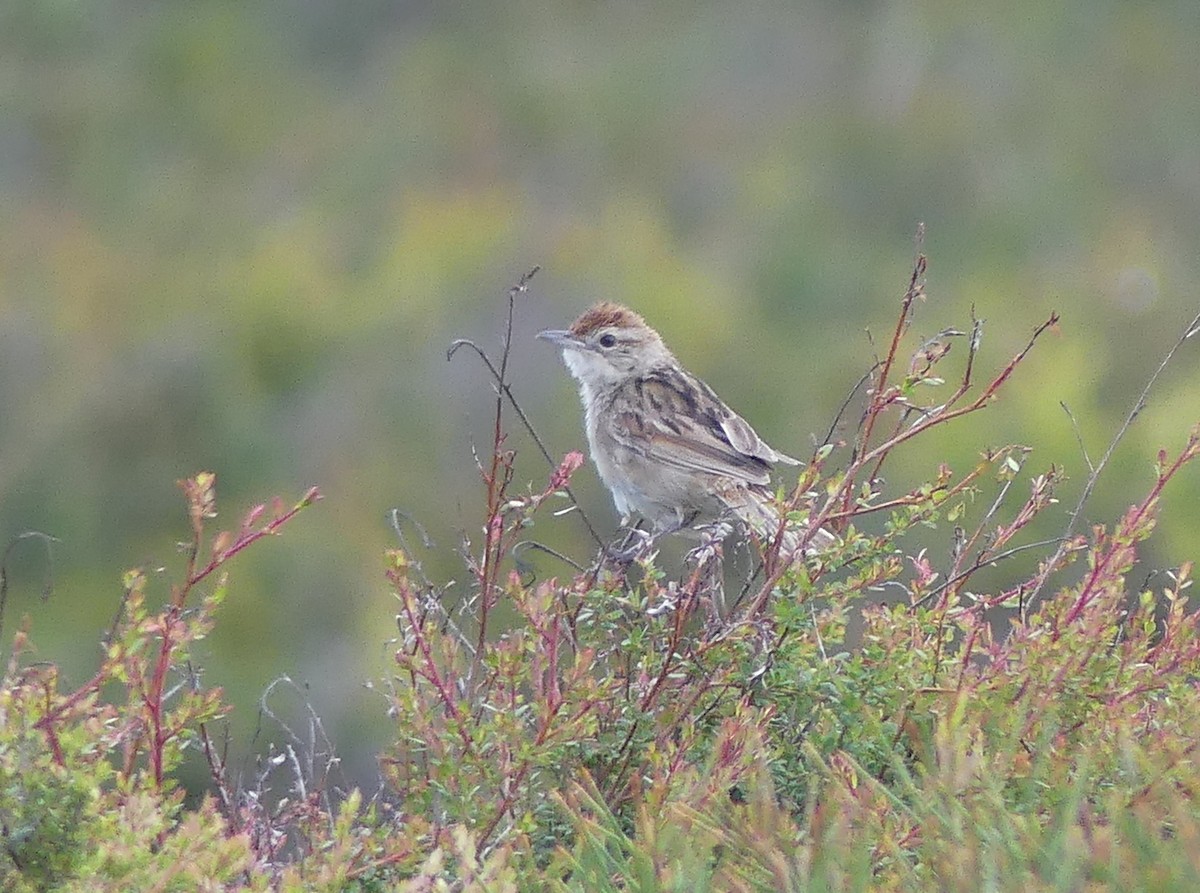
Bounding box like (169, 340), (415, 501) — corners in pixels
(721, 485), (837, 559)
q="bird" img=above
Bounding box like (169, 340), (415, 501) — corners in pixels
(538, 302), (832, 559)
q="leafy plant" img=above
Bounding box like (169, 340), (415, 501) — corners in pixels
(4, 251), (1200, 890)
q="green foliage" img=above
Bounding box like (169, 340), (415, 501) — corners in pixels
(4, 276), (1200, 890)
(368, 272), (1200, 889)
(374, 425), (1200, 889)
(6, 3), (1200, 784)
(0, 720), (96, 892)
(0, 475), (317, 891)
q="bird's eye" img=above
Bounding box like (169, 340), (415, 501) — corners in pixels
(598, 333), (617, 348)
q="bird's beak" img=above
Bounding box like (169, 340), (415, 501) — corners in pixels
(536, 329), (585, 350)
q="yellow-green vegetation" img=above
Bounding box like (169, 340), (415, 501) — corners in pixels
(4, 3), (1200, 791)
(4, 267), (1200, 890)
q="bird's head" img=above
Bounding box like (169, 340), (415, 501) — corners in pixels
(538, 302), (675, 389)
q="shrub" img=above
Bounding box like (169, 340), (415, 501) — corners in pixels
(4, 255), (1200, 890)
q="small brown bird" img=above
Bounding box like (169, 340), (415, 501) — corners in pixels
(539, 302), (830, 557)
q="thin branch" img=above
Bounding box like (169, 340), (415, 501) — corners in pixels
(1060, 401), (1096, 474)
(936, 447), (1031, 603)
(856, 313), (1059, 470)
(856, 240), (927, 459)
(1025, 305), (1200, 610)
(818, 362), (879, 454)
(748, 309), (1058, 622)
(0, 531), (59, 646)
(512, 540), (586, 576)
(447, 341), (603, 549)
(913, 537), (1067, 609)
(388, 508), (437, 592)
(473, 268), (539, 663)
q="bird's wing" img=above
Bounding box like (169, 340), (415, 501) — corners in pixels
(718, 410), (801, 466)
(610, 372), (796, 485)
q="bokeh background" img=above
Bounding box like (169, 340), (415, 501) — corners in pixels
(3, 1), (1198, 790)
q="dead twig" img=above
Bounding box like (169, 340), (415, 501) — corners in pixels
(1024, 305), (1200, 613)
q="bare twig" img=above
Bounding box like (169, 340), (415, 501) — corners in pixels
(388, 509), (437, 592)
(913, 537), (1067, 610)
(818, 363), (878, 455)
(0, 530), (59, 645)
(1060, 401), (1096, 474)
(447, 273), (603, 550)
(1025, 305), (1200, 611)
(932, 446), (1033, 606)
(854, 239), (927, 462)
(748, 266), (1058, 620)
(470, 268), (538, 662)
(512, 540), (587, 576)
(256, 675), (342, 803)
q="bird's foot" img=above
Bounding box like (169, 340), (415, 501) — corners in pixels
(684, 521), (732, 566)
(646, 585), (679, 617)
(605, 525), (656, 564)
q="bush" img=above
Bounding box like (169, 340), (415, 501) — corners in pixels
(4, 256), (1200, 890)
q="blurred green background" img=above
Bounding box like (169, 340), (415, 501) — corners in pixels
(3, 1), (1198, 790)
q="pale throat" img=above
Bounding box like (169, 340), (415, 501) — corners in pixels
(561, 347), (625, 393)
(559, 347), (634, 515)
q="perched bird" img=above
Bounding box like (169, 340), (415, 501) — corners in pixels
(538, 302), (831, 557)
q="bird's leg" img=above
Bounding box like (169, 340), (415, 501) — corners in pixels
(607, 507), (697, 564)
(686, 519), (732, 621)
(605, 518), (655, 564)
(684, 519), (732, 565)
